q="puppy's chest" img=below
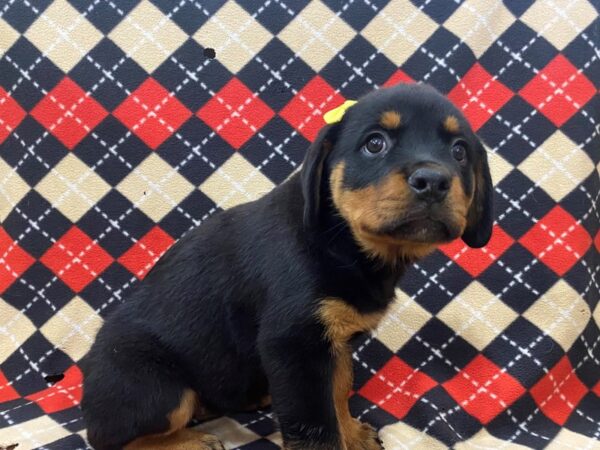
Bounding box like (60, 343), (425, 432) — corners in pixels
(318, 298), (387, 346)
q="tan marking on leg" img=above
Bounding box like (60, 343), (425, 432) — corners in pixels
(168, 389), (197, 432)
(379, 111), (401, 129)
(318, 299), (383, 450)
(329, 163), (437, 263)
(443, 115), (460, 134)
(125, 428), (224, 450)
(125, 390), (223, 449)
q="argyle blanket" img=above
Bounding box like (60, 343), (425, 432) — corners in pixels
(0, 0), (599, 449)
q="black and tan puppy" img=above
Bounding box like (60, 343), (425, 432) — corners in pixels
(81, 84), (493, 450)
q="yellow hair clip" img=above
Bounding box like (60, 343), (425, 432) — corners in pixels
(323, 100), (357, 124)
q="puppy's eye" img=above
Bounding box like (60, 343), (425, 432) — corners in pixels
(363, 134), (386, 155)
(451, 142), (467, 163)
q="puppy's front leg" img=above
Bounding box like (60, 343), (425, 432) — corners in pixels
(332, 342), (382, 450)
(259, 334), (343, 450)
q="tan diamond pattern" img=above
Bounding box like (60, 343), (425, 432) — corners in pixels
(278, 1), (355, 72)
(200, 153), (274, 210)
(0, 158), (30, 222)
(362, 1), (438, 67)
(523, 280), (592, 351)
(519, 131), (595, 201)
(380, 421), (447, 450)
(521, 0), (597, 50)
(193, 1), (272, 73)
(109, 0), (187, 73)
(488, 146), (514, 186)
(546, 429), (600, 449)
(437, 281), (517, 351)
(455, 429), (533, 449)
(444, 0), (515, 57)
(117, 153), (194, 222)
(376, 288), (432, 353)
(0, 17), (19, 58)
(25, 0), (102, 72)
(0, 415), (71, 450)
(0, 297), (36, 364)
(35, 154), (110, 223)
(41, 296), (103, 362)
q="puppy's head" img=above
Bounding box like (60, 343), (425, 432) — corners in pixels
(301, 84), (493, 263)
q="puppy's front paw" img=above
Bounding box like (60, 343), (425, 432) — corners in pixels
(198, 434), (225, 450)
(347, 420), (383, 450)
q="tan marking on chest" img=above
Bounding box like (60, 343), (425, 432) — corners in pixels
(318, 298), (386, 347)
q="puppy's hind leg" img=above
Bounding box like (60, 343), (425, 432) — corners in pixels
(124, 389), (224, 450)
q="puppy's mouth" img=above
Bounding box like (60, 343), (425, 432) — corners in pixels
(382, 218), (451, 243)
(366, 212), (462, 244)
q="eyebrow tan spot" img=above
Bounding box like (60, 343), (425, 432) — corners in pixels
(379, 111), (402, 129)
(444, 115), (460, 134)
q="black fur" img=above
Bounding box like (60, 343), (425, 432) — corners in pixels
(81, 84), (493, 449)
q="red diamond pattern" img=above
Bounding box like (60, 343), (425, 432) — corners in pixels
(593, 380), (600, 398)
(0, 227), (35, 294)
(530, 356), (588, 425)
(113, 78), (192, 150)
(0, 87), (26, 144)
(197, 78), (274, 149)
(358, 356), (436, 419)
(26, 365), (83, 414)
(448, 63), (513, 131)
(519, 206), (592, 276)
(279, 76), (345, 142)
(519, 55), (596, 127)
(594, 230), (600, 253)
(0, 371), (20, 402)
(30, 78), (108, 149)
(383, 70), (414, 87)
(40, 226), (113, 293)
(440, 225), (514, 277)
(118, 226), (174, 280)
(443, 355), (525, 424)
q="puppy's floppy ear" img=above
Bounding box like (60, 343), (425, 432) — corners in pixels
(462, 140), (494, 248)
(300, 123), (339, 228)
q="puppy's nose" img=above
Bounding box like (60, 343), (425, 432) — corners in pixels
(408, 167), (450, 202)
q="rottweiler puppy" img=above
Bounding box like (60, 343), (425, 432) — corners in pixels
(81, 83), (493, 450)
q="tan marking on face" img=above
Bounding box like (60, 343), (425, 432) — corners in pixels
(318, 298), (386, 450)
(330, 162), (436, 263)
(125, 390), (223, 449)
(447, 176), (470, 234)
(444, 115), (460, 134)
(379, 110), (402, 129)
